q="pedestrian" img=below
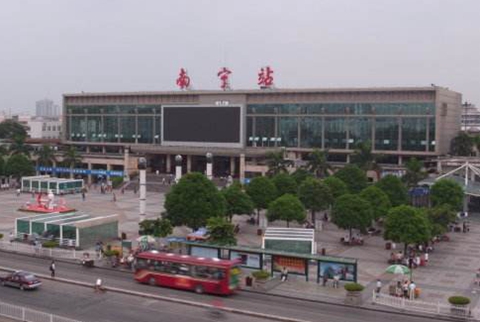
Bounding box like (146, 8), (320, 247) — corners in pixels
(121, 187), (125, 194)
(403, 281), (409, 298)
(280, 266), (289, 282)
(424, 252), (429, 263)
(133, 186), (137, 194)
(161, 177), (166, 185)
(376, 279), (382, 294)
(50, 260), (56, 278)
(82, 191), (86, 201)
(9, 231), (14, 244)
(16, 188), (20, 197)
(333, 275), (340, 288)
(95, 242), (101, 259)
(94, 277), (104, 293)
(322, 274), (328, 287)
(409, 281), (416, 300)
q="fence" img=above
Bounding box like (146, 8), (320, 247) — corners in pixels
(372, 291), (477, 320)
(0, 241), (95, 261)
(0, 300), (82, 322)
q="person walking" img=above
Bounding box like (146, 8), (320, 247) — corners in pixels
(16, 189), (20, 197)
(94, 278), (104, 293)
(82, 191), (86, 201)
(376, 279), (382, 295)
(50, 260), (56, 278)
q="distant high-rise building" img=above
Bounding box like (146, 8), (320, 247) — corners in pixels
(461, 103), (480, 133)
(36, 99), (59, 117)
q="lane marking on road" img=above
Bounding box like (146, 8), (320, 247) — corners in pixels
(0, 266), (313, 322)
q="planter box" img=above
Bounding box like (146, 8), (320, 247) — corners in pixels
(254, 278), (268, 291)
(345, 291), (363, 306)
(450, 305), (469, 319)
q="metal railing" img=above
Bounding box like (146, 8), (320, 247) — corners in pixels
(372, 291), (476, 319)
(0, 241), (95, 262)
(0, 300), (82, 322)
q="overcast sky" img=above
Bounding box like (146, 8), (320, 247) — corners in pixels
(0, 0), (479, 113)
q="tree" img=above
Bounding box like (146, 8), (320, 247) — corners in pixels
(5, 154), (35, 179)
(331, 194), (373, 239)
(139, 218), (173, 238)
(164, 173), (226, 230)
(221, 182), (254, 222)
(265, 150), (292, 176)
(63, 146), (82, 178)
(306, 149), (331, 178)
(207, 217), (237, 246)
(323, 176), (348, 200)
(334, 165), (368, 194)
(359, 186), (391, 221)
(267, 194), (306, 227)
(246, 176), (278, 224)
(0, 156), (5, 176)
(350, 141), (381, 172)
(403, 158), (427, 188)
(298, 177), (333, 223)
(0, 120), (27, 140)
(375, 175), (408, 207)
(384, 205), (431, 254)
(35, 144), (57, 167)
(430, 179), (464, 211)
(271, 173), (298, 197)
(426, 204), (456, 236)
(291, 168), (314, 185)
(450, 132), (473, 156)
(8, 136), (32, 156)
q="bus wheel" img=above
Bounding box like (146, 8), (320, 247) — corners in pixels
(149, 277), (156, 286)
(194, 285), (204, 294)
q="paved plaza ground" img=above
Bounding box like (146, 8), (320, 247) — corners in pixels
(1, 187), (480, 310)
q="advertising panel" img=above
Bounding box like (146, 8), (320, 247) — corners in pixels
(230, 251), (261, 269)
(272, 255), (306, 275)
(319, 261), (356, 282)
(190, 246), (218, 259)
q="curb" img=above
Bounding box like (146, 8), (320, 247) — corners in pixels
(0, 266), (311, 322)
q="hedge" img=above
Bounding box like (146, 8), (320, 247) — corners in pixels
(252, 270), (270, 280)
(448, 296), (470, 305)
(344, 283), (365, 292)
(42, 241), (59, 248)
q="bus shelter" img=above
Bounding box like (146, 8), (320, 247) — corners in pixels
(21, 175), (84, 194)
(183, 242), (358, 282)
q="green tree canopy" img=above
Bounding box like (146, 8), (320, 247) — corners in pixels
(139, 218), (173, 238)
(306, 149), (331, 178)
(403, 158), (427, 188)
(298, 177), (333, 223)
(291, 168), (314, 185)
(375, 175), (408, 207)
(265, 150), (292, 176)
(267, 194), (306, 227)
(331, 194), (373, 238)
(334, 165), (368, 194)
(450, 132), (473, 156)
(164, 172), (226, 230)
(430, 179), (464, 210)
(359, 186), (391, 220)
(0, 120), (27, 140)
(63, 146), (82, 177)
(5, 154), (35, 179)
(221, 182), (254, 221)
(246, 176), (278, 211)
(35, 144), (57, 167)
(8, 136), (32, 157)
(426, 204), (456, 236)
(0, 156), (5, 176)
(323, 176), (348, 200)
(384, 205), (431, 253)
(207, 217), (237, 246)
(271, 173), (298, 198)
(350, 141), (381, 171)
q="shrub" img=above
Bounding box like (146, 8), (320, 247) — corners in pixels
(448, 296), (470, 305)
(344, 283), (365, 292)
(112, 177), (124, 189)
(0, 233), (3, 240)
(103, 249), (120, 257)
(42, 241), (58, 248)
(252, 270), (270, 280)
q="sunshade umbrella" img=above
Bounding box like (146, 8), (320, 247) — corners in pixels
(385, 264), (410, 275)
(136, 235), (156, 243)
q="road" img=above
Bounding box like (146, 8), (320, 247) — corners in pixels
(0, 251), (448, 322)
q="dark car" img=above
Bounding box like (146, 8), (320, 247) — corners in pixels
(0, 271), (42, 290)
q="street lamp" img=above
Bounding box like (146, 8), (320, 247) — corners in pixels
(206, 152), (213, 180)
(175, 155), (183, 183)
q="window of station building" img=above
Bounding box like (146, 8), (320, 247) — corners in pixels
(86, 116), (102, 142)
(69, 116), (87, 141)
(371, 103), (401, 115)
(374, 118), (399, 151)
(136, 106), (155, 114)
(348, 117), (372, 147)
(401, 118), (427, 151)
(323, 103), (348, 115)
(278, 104), (300, 115)
(401, 103), (435, 115)
(119, 116), (136, 143)
(428, 117), (436, 152)
(251, 117), (275, 147)
(247, 104), (277, 114)
(278, 117), (299, 147)
(137, 116), (153, 143)
(300, 117), (322, 148)
(350, 104), (373, 115)
(154, 115), (161, 143)
(103, 116), (119, 142)
(324, 117), (347, 149)
(68, 106), (85, 114)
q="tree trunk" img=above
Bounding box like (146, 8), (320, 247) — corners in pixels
(311, 209), (316, 224)
(257, 209), (260, 226)
(404, 243), (408, 255)
(349, 227), (352, 240)
(287, 220), (290, 228)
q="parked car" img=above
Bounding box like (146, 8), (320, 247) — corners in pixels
(0, 271), (42, 290)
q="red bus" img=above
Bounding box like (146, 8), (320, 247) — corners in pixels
(134, 251), (241, 295)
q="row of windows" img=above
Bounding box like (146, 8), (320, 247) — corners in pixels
(68, 105), (162, 115)
(42, 125), (61, 131)
(136, 258), (226, 280)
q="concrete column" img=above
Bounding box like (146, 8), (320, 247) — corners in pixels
(187, 155), (192, 173)
(346, 154), (351, 164)
(239, 154), (245, 183)
(139, 169), (146, 220)
(124, 149), (130, 182)
(230, 157), (236, 176)
(86, 146), (90, 153)
(87, 163), (92, 185)
(398, 156), (403, 166)
(102, 146), (106, 154)
(437, 160), (442, 173)
(166, 154), (171, 173)
(107, 163), (111, 180)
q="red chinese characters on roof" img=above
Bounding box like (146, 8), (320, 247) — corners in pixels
(176, 68), (191, 90)
(217, 67), (232, 90)
(258, 66), (274, 88)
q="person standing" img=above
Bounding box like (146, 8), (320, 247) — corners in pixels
(409, 281), (416, 300)
(50, 260), (56, 278)
(376, 279), (382, 294)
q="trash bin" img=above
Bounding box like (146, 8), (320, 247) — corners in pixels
(257, 229), (263, 236)
(245, 276), (253, 287)
(385, 242), (392, 250)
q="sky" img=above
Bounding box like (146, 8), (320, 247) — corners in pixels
(0, 0), (479, 113)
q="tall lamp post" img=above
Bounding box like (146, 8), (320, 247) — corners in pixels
(206, 153), (213, 180)
(175, 155), (183, 183)
(138, 157), (147, 224)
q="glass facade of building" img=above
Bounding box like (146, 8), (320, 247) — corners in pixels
(65, 102), (435, 153)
